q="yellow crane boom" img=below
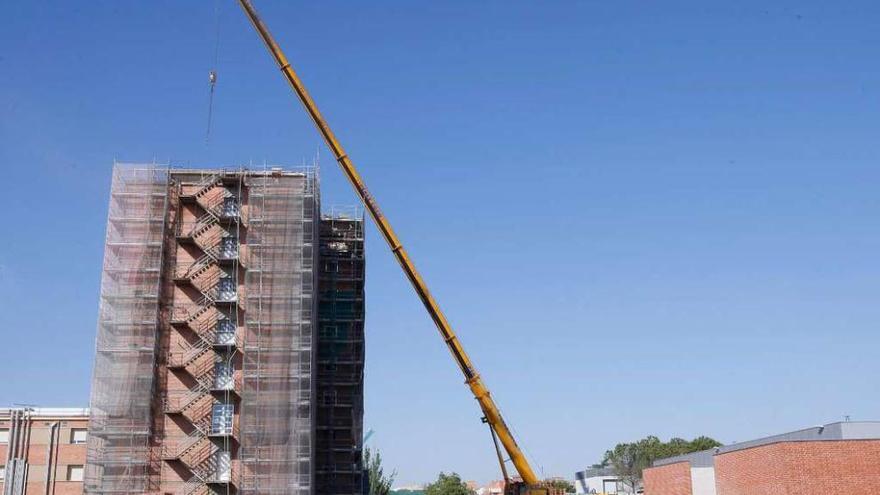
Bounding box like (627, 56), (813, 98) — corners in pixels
(236, 1), (545, 490)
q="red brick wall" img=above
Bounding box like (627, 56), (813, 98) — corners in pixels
(0, 416), (87, 495)
(715, 440), (880, 495)
(644, 461), (693, 495)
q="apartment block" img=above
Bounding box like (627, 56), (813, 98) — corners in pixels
(0, 407), (89, 495)
(86, 164), (365, 495)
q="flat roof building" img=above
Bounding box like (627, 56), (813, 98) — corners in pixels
(0, 407), (89, 495)
(574, 467), (631, 494)
(643, 421), (880, 495)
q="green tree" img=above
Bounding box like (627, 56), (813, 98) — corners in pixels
(664, 437), (691, 457)
(365, 447), (397, 495)
(545, 479), (575, 494)
(689, 436), (723, 452)
(603, 440), (652, 492)
(601, 435), (722, 492)
(424, 473), (474, 495)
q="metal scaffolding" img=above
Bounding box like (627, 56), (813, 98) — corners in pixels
(87, 165), (326, 495)
(241, 169), (319, 495)
(85, 164), (169, 494)
(316, 208), (365, 495)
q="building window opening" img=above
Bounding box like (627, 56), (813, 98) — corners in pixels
(218, 277), (236, 301)
(216, 317), (236, 345)
(220, 237), (238, 259)
(67, 465), (84, 482)
(213, 450), (231, 481)
(211, 403), (233, 435)
(214, 360), (234, 390)
(221, 197), (239, 218)
(70, 428), (87, 444)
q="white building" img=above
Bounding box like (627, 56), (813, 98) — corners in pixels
(574, 468), (635, 494)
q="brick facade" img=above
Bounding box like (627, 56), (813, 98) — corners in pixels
(644, 438), (880, 495)
(643, 461), (693, 495)
(714, 440), (880, 495)
(0, 409), (88, 495)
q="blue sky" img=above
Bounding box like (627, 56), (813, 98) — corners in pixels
(1, 0), (879, 486)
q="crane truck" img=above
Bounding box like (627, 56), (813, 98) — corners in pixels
(235, 3), (557, 494)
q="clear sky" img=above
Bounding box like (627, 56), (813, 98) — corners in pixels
(1, 0), (879, 487)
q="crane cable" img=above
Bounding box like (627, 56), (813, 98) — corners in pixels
(204, 5), (229, 494)
(205, 0), (221, 144)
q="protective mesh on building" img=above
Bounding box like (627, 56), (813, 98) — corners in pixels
(241, 171), (319, 495)
(85, 164), (169, 494)
(316, 211), (366, 495)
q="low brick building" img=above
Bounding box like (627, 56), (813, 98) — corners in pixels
(643, 421), (880, 495)
(643, 458), (696, 495)
(0, 408), (89, 495)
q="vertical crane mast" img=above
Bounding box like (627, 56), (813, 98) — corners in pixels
(235, 0), (540, 486)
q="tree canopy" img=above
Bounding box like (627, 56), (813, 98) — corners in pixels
(424, 473), (475, 495)
(365, 447), (397, 495)
(545, 479), (576, 494)
(601, 435), (722, 491)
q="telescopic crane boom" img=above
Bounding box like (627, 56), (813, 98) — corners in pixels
(236, 2), (549, 493)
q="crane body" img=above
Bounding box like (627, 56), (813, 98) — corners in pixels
(235, 2), (553, 494)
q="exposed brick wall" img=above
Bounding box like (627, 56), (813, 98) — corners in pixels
(644, 461), (693, 495)
(0, 415), (87, 495)
(715, 440), (880, 495)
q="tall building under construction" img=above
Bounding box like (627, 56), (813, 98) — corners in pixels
(85, 164), (365, 495)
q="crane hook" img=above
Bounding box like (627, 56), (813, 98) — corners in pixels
(206, 70), (218, 143)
